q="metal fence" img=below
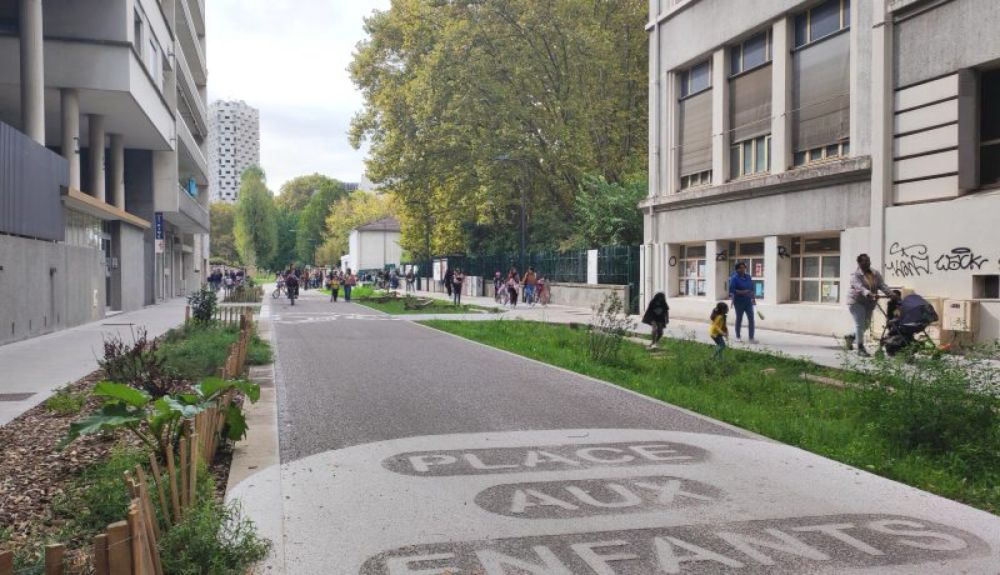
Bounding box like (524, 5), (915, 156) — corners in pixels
(598, 245), (640, 314)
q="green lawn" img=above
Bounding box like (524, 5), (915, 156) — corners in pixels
(420, 319), (1000, 514)
(358, 297), (499, 315)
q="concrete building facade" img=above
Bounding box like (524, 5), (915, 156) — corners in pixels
(208, 99), (259, 203)
(0, 0), (210, 346)
(340, 217), (402, 273)
(642, 0), (1000, 343)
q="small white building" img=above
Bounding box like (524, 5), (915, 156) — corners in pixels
(341, 217), (402, 273)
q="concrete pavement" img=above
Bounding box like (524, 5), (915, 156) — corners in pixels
(0, 298), (188, 426)
(228, 288), (1000, 574)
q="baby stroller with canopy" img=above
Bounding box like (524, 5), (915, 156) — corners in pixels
(879, 293), (939, 356)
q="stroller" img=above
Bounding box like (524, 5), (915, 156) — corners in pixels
(878, 293), (939, 356)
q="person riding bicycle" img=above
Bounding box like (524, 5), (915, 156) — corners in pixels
(284, 271), (300, 300)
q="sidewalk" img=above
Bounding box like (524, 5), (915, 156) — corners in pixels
(0, 298), (189, 426)
(409, 289), (851, 369)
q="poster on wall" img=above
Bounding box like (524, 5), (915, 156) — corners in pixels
(154, 213), (164, 254)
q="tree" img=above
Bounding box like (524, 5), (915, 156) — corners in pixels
(317, 191), (396, 264)
(275, 173), (340, 213)
(566, 175), (647, 249)
(209, 202), (239, 264)
(349, 0), (648, 254)
(233, 166), (278, 269)
(264, 205), (299, 272)
(295, 180), (348, 264)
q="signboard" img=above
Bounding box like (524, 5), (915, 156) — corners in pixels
(154, 213), (164, 254)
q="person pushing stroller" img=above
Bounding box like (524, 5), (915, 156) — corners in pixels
(846, 253), (899, 356)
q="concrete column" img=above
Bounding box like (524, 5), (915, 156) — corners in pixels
(110, 135), (125, 210)
(664, 70), (679, 195)
(88, 115), (107, 202)
(771, 17), (792, 174)
(764, 235), (792, 305)
(664, 243), (681, 298)
(586, 249), (598, 284)
(705, 240), (728, 300)
(711, 49), (729, 185)
(60, 89), (81, 190)
(19, 0), (45, 143)
(648, 24), (660, 198)
(869, 0), (892, 269)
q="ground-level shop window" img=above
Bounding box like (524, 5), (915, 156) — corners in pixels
(678, 245), (707, 296)
(789, 236), (840, 303)
(728, 241), (766, 298)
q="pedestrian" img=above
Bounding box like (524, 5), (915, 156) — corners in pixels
(506, 269), (520, 308)
(522, 266), (537, 304)
(329, 271), (340, 302)
(344, 268), (357, 302)
(452, 268), (465, 306)
(405, 269), (415, 294)
(728, 262), (756, 343)
(642, 292), (670, 349)
(443, 267), (453, 297)
(492, 271), (504, 303)
(846, 253), (897, 356)
(709, 302), (729, 359)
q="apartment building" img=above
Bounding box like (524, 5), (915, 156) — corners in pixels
(208, 99), (259, 203)
(0, 0), (210, 345)
(641, 0), (1000, 343)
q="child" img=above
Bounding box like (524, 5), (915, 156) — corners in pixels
(709, 302), (729, 359)
(642, 292), (669, 349)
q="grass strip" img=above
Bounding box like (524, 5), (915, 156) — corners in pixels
(358, 298), (498, 315)
(420, 319), (999, 514)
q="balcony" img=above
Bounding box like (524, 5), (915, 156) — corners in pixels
(161, 183), (209, 234)
(177, 116), (208, 182)
(176, 0), (207, 86)
(174, 42), (208, 138)
(0, 121), (68, 241)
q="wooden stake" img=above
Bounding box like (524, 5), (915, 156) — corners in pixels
(93, 534), (109, 575)
(189, 434), (199, 506)
(0, 551), (11, 575)
(147, 453), (171, 528)
(105, 520), (131, 575)
(179, 436), (189, 511)
(166, 446), (181, 522)
(134, 466), (161, 541)
(43, 544), (64, 575)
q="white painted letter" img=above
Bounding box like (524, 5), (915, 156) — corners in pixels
(523, 450), (581, 468)
(510, 489), (580, 514)
(463, 453), (520, 470)
(570, 540), (638, 575)
(792, 523), (885, 556)
(867, 520), (967, 551)
(385, 552), (457, 575)
(575, 447), (635, 464)
(633, 479), (714, 504)
(716, 528), (831, 565)
(629, 444), (691, 462)
(653, 536), (745, 573)
(477, 546), (573, 575)
(408, 454), (457, 473)
(565, 484), (642, 508)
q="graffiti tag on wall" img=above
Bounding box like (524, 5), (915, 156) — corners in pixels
(887, 242), (995, 278)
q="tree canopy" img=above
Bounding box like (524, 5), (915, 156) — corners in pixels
(233, 166), (278, 269)
(315, 191), (396, 265)
(209, 202), (239, 265)
(276, 173), (341, 213)
(350, 0), (648, 256)
(295, 180), (349, 264)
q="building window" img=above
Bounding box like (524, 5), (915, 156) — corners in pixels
(973, 275), (999, 299)
(980, 69), (1000, 186)
(133, 10), (144, 51)
(731, 30), (771, 76)
(794, 0), (850, 48)
(678, 245), (707, 296)
(731, 135), (771, 178)
(793, 140), (849, 166)
(789, 236), (840, 303)
(729, 241), (766, 298)
(679, 60), (712, 98)
(680, 169), (712, 190)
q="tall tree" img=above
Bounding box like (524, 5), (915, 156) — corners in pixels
(295, 179), (349, 264)
(350, 0), (648, 254)
(276, 173), (340, 213)
(209, 202), (239, 264)
(265, 205), (299, 272)
(233, 166), (278, 269)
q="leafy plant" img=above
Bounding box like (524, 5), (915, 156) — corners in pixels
(158, 499), (271, 575)
(43, 388), (88, 415)
(188, 288), (218, 323)
(51, 447), (148, 535)
(587, 292), (635, 364)
(100, 328), (183, 398)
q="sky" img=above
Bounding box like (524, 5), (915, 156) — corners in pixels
(206, 0), (391, 193)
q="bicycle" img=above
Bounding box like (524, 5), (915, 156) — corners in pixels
(271, 282), (285, 299)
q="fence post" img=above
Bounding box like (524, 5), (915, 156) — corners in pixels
(93, 534), (109, 575)
(0, 551), (11, 575)
(105, 520), (131, 575)
(44, 544), (64, 575)
(587, 249), (599, 285)
(184, 305), (190, 324)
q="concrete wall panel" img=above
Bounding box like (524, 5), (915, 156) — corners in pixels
(894, 124), (958, 158)
(895, 0), (1000, 87)
(893, 149), (958, 182)
(894, 74), (958, 111)
(894, 176), (961, 204)
(893, 100), (957, 134)
(119, 223), (147, 311)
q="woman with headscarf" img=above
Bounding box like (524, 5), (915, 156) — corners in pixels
(641, 292), (670, 349)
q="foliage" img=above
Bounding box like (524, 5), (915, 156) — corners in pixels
(422, 320), (1000, 513)
(264, 204), (299, 272)
(296, 179), (349, 264)
(564, 175), (647, 249)
(350, 0), (648, 255)
(587, 292), (635, 364)
(51, 447), (148, 536)
(187, 288), (218, 324)
(233, 166), (278, 269)
(43, 388), (88, 415)
(209, 203), (240, 265)
(317, 190), (396, 264)
(100, 328), (183, 398)
(358, 297), (497, 315)
(158, 499), (271, 575)
(855, 348), (1000, 476)
(276, 173), (338, 213)
(159, 323), (270, 381)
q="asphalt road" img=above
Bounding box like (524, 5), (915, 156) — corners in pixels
(230, 289), (1000, 574)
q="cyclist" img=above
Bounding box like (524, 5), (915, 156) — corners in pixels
(493, 271), (504, 303)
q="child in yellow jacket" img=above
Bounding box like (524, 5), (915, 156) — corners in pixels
(709, 302), (729, 359)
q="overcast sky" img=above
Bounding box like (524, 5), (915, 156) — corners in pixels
(206, 0), (391, 192)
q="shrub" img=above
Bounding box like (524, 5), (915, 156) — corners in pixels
(51, 447), (148, 535)
(188, 288), (218, 323)
(44, 388), (88, 415)
(100, 328), (184, 398)
(587, 292), (635, 365)
(158, 499), (271, 575)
